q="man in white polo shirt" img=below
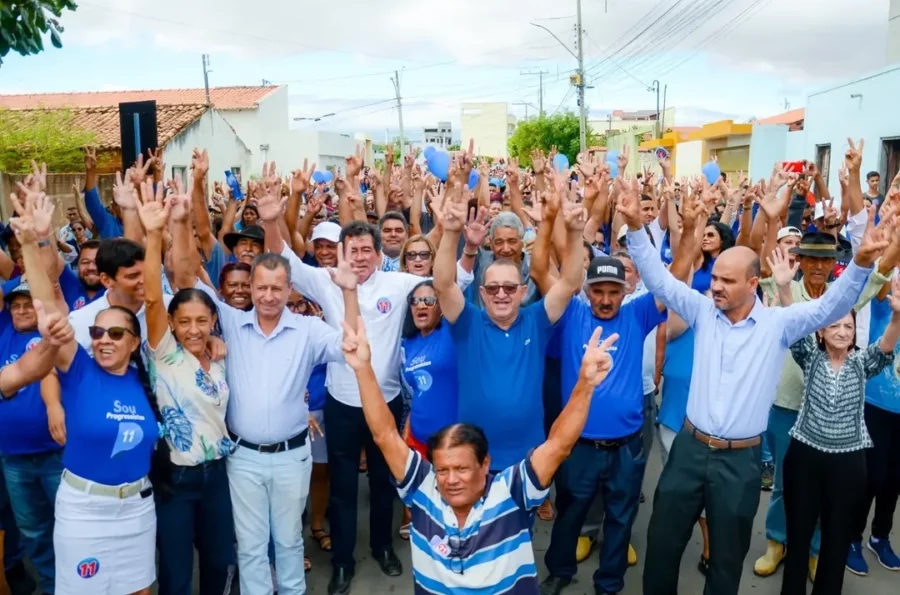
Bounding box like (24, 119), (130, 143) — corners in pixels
(261, 209), (439, 595)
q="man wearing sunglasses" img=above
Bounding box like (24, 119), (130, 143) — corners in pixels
(434, 185), (586, 476)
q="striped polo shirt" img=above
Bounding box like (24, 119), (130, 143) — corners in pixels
(395, 448), (549, 594)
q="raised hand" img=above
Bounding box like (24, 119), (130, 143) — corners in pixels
(617, 146), (630, 170)
(8, 212), (38, 245)
(531, 149), (547, 175)
(766, 244), (799, 288)
(855, 205), (891, 268)
(29, 160), (47, 192)
(134, 177), (170, 232)
(845, 138), (864, 172)
(113, 170), (139, 210)
(346, 145), (364, 178)
(562, 202), (588, 232)
(290, 159), (316, 198)
(84, 146), (98, 172)
(328, 242), (358, 291)
(168, 178), (192, 222)
(256, 184), (287, 222)
(579, 326), (619, 388)
(886, 276), (900, 313)
(463, 206), (489, 247)
(681, 187), (708, 234)
(30, 192), (55, 239)
(130, 153), (153, 187)
(614, 176), (642, 230)
(340, 316), (371, 371)
(147, 147), (163, 174)
(191, 148), (209, 178)
(33, 299), (74, 347)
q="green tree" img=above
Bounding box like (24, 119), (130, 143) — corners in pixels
(0, 1), (77, 65)
(507, 112), (596, 167)
(0, 108), (97, 172)
(447, 144), (461, 152)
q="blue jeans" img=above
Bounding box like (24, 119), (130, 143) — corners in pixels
(764, 406), (820, 555)
(1, 450), (63, 593)
(545, 433), (647, 593)
(0, 464), (24, 570)
(156, 458), (236, 595)
(228, 442), (312, 595)
(761, 429), (773, 465)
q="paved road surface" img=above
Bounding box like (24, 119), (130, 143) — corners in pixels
(179, 443), (899, 594)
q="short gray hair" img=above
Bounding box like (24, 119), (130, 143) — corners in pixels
(250, 252), (291, 281)
(489, 212), (524, 240)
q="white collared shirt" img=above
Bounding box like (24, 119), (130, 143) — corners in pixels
(281, 242), (425, 407)
(70, 293), (174, 356)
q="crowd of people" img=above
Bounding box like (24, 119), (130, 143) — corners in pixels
(0, 135), (897, 595)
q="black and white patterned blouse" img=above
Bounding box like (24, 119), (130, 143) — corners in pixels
(789, 337), (894, 453)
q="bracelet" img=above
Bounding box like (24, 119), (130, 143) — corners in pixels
(463, 251), (479, 258)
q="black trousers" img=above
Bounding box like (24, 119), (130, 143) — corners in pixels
(643, 429), (761, 595)
(325, 391), (403, 571)
(852, 403), (900, 542)
(781, 439), (866, 595)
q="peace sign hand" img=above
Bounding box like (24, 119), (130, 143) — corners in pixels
(328, 242), (357, 291)
(579, 326), (619, 388)
(133, 177), (170, 232)
(340, 316), (371, 370)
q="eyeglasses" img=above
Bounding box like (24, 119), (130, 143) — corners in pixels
(88, 326), (136, 341)
(287, 300), (308, 312)
(404, 251), (432, 262)
(482, 283), (522, 296)
(408, 296), (437, 307)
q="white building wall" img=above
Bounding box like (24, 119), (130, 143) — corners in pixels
(748, 124), (790, 182)
(803, 64), (900, 199)
(461, 102), (511, 159)
(889, 0), (900, 64)
(675, 140), (703, 179)
(162, 109), (251, 191)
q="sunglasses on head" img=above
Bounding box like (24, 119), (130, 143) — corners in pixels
(482, 283), (521, 296)
(408, 296), (437, 307)
(404, 251), (432, 262)
(88, 326), (136, 341)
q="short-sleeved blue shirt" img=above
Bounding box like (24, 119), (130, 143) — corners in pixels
(307, 363), (327, 412)
(58, 347), (159, 485)
(203, 240), (228, 290)
(0, 317), (59, 455)
(401, 322), (458, 442)
(865, 296), (900, 414)
(59, 267), (106, 311)
(658, 328), (694, 432)
(450, 300), (554, 470)
(558, 294), (666, 439)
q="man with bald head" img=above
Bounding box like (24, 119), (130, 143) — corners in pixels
(616, 180), (885, 595)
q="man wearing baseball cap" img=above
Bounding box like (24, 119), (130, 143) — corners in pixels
(303, 221), (341, 268)
(754, 229), (899, 580)
(541, 249), (693, 595)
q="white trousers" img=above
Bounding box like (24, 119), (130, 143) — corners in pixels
(228, 442), (312, 595)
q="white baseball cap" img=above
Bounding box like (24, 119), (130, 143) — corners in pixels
(776, 226), (802, 241)
(311, 221), (341, 243)
(618, 223), (629, 241)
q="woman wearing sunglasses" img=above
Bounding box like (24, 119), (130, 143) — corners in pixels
(397, 280), (459, 539)
(134, 186), (235, 594)
(400, 235), (436, 277)
(25, 266), (165, 595)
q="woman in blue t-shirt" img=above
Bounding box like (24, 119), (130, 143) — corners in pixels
(38, 303), (165, 595)
(691, 221), (734, 294)
(397, 280), (459, 538)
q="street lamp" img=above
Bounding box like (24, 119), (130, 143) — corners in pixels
(293, 113), (335, 122)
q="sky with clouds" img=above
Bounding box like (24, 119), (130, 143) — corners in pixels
(0, 0), (891, 141)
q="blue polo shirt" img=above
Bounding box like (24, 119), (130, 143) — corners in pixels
(58, 347), (159, 485)
(401, 322), (458, 442)
(558, 294), (666, 440)
(865, 296), (900, 414)
(451, 300), (554, 470)
(658, 328), (695, 432)
(3, 269), (105, 312)
(0, 315), (59, 455)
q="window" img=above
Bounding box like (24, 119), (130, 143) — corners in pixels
(230, 167), (242, 183)
(815, 144), (831, 186)
(171, 166), (187, 185)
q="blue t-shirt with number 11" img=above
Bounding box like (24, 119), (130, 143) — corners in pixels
(58, 347), (159, 486)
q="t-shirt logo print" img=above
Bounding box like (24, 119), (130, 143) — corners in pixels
(107, 400), (146, 457)
(376, 297), (392, 314)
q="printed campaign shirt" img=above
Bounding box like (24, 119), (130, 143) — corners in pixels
(58, 347), (159, 486)
(401, 323), (458, 442)
(149, 329), (232, 466)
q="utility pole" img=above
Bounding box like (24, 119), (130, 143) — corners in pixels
(513, 101), (530, 120)
(202, 55), (212, 106)
(651, 80), (660, 139)
(390, 70), (405, 155)
(660, 84), (668, 135)
(576, 0), (586, 153)
(520, 70), (549, 116)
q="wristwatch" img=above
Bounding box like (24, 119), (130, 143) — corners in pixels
(37, 239), (51, 248)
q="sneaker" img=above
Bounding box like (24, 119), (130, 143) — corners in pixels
(760, 462), (774, 491)
(867, 537), (900, 571)
(846, 542), (869, 576)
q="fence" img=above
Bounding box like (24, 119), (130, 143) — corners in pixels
(0, 173), (116, 226)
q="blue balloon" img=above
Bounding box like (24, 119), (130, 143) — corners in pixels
(426, 151), (450, 182)
(702, 161), (721, 185)
(553, 153), (569, 172)
(605, 150), (619, 179)
(424, 146), (436, 158)
(322, 170), (334, 183)
(489, 177), (502, 187)
(605, 150), (618, 163)
(312, 171), (326, 184)
(468, 169), (479, 189)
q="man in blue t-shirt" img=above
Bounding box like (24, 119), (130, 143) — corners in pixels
(433, 186), (587, 473)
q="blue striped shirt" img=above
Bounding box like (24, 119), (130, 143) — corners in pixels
(395, 449), (549, 594)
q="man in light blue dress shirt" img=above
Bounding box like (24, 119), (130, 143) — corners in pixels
(617, 182), (886, 595)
